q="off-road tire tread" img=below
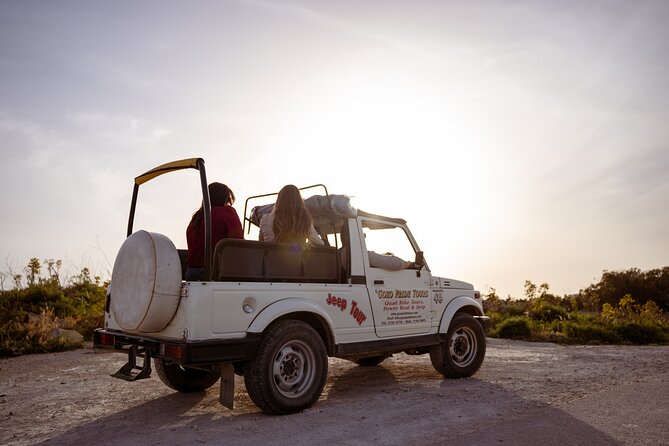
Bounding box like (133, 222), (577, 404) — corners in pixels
(430, 313), (486, 378)
(154, 358), (221, 392)
(244, 320), (328, 415)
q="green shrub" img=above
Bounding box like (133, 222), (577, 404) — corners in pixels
(0, 321), (29, 356)
(501, 302), (528, 317)
(529, 302), (569, 322)
(485, 311), (505, 330)
(494, 316), (532, 339)
(563, 320), (621, 344)
(0, 308), (84, 356)
(0, 262), (107, 356)
(615, 322), (667, 344)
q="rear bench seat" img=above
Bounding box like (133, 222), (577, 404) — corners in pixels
(212, 239), (338, 283)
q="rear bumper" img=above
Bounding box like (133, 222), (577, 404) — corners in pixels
(93, 328), (260, 365)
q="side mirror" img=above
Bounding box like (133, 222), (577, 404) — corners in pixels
(414, 251), (425, 269)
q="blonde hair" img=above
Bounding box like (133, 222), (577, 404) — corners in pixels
(273, 185), (313, 245)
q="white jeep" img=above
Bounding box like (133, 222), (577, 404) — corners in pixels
(94, 158), (489, 415)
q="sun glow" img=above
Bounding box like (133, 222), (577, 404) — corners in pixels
(267, 68), (510, 244)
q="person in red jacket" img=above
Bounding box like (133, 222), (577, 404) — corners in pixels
(186, 182), (243, 280)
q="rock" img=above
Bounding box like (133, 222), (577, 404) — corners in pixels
(60, 328), (84, 343)
(46, 328), (84, 344)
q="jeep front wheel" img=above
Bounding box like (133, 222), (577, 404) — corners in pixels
(244, 320), (328, 415)
(154, 358), (221, 392)
(430, 313), (486, 378)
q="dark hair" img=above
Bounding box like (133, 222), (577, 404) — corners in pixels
(273, 184), (313, 245)
(189, 182), (235, 230)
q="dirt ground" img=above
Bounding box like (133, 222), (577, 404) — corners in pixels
(1, 338), (667, 446)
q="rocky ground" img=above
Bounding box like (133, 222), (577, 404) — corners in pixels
(1, 338), (667, 445)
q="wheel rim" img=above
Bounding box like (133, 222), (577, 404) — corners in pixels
(272, 339), (317, 398)
(449, 326), (478, 367)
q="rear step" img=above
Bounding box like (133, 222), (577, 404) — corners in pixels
(112, 345), (152, 381)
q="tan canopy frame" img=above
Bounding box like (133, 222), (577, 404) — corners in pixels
(127, 157), (213, 280)
(134, 157), (203, 185)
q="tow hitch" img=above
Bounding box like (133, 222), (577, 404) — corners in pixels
(112, 345), (152, 381)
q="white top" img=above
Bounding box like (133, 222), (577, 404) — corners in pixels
(339, 247), (412, 271)
(367, 250), (412, 270)
(259, 212), (324, 246)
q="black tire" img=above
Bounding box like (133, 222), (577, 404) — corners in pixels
(154, 358), (221, 392)
(430, 313), (486, 378)
(244, 320), (328, 415)
(233, 361), (246, 376)
(354, 356), (387, 367)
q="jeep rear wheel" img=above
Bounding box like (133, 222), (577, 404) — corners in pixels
(244, 320), (328, 415)
(430, 313), (486, 378)
(154, 358), (220, 392)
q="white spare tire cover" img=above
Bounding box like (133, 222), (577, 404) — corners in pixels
(111, 231), (182, 333)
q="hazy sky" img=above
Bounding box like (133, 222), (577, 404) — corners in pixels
(1, 0), (668, 297)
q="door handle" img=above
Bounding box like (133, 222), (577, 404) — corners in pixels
(374, 280), (384, 285)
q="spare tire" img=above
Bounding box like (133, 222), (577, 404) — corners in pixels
(111, 231), (182, 333)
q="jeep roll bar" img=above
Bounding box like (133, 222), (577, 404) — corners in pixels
(242, 184), (338, 243)
(127, 157), (213, 280)
(242, 184), (340, 272)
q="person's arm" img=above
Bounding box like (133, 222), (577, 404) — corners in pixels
(259, 213), (271, 241)
(308, 224), (325, 246)
(368, 250), (412, 270)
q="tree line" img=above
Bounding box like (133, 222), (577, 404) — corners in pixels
(1, 260), (667, 356)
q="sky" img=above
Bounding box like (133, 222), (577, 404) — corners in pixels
(1, 0), (668, 297)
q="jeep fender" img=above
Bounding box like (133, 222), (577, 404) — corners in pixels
(247, 298), (337, 344)
(438, 296), (484, 334)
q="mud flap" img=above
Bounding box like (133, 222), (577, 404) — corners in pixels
(112, 345), (152, 381)
(219, 363), (234, 410)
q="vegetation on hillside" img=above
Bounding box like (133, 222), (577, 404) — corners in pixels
(0, 258), (107, 356)
(1, 259), (667, 357)
(485, 267), (669, 345)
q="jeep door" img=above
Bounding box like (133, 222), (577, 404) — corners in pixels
(357, 216), (432, 337)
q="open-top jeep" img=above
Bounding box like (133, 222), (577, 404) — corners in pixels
(94, 158), (489, 415)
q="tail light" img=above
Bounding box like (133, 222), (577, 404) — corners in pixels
(161, 343), (183, 360)
(98, 332), (116, 347)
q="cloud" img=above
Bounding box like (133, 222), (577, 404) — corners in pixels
(66, 111), (173, 147)
(237, 0), (441, 62)
(81, 57), (172, 94)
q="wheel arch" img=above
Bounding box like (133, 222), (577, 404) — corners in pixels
(438, 295), (484, 334)
(247, 299), (336, 355)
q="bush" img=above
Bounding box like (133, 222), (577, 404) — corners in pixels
(0, 308), (84, 356)
(0, 262), (107, 356)
(529, 302), (569, 322)
(563, 321), (621, 344)
(615, 322), (667, 344)
(494, 316), (532, 340)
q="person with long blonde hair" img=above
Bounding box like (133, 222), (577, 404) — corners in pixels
(259, 184), (324, 246)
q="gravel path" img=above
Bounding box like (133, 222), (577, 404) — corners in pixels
(1, 338), (667, 445)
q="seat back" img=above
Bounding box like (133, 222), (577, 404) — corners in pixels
(303, 246), (338, 282)
(212, 239), (338, 283)
(213, 239), (265, 281)
(264, 243), (303, 280)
